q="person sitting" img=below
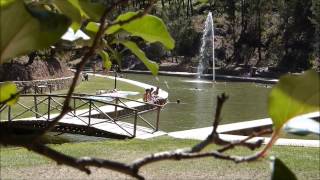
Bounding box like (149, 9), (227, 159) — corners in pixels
(153, 86), (159, 96)
(143, 89), (151, 102)
(147, 89), (153, 101)
(150, 87), (154, 95)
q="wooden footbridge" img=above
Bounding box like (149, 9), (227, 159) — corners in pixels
(0, 94), (166, 139)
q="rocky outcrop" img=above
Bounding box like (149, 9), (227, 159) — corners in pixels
(0, 56), (73, 81)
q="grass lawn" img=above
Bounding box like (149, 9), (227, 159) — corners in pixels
(64, 75), (145, 95)
(0, 75), (145, 120)
(1, 136), (319, 179)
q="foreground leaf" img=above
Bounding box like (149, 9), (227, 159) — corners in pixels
(66, 0), (89, 18)
(198, 0), (209, 3)
(0, 82), (19, 106)
(107, 12), (175, 49)
(99, 50), (112, 70)
(85, 22), (99, 33)
(0, 1), (70, 63)
(0, 0), (15, 6)
(120, 41), (159, 76)
(78, 0), (105, 22)
(53, 0), (82, 30)
(268, 70), (320, 130)
(270, 156), (297, 180)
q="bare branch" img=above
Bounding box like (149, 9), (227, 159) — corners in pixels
(217, 129), (272, 153)
(0, 92), (272, 179)
(189, 93), (228, 153)
(212, 93), (228, 132)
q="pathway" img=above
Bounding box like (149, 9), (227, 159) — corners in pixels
(168, 112), (319, 147)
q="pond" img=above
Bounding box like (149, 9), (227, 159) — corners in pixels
(125, 74), (271, 132)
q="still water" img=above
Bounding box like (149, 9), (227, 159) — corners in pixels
(125, 74), (271, 132)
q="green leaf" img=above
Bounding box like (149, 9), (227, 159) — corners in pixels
(66, 0), (89, 18)
(106, 12), (175, 49)
(0, 0), (15, 6)
(110, 50), (122, 66)
(198, 0), (209, 3)
(99, 50), (112, 70)
(0, 82), (19, 106)
(268, 70), (320, 130)
(120, 40), (159, 76)
(0, 1), (71, 63)
(78, 0), (105, 22)
(106, 12), (137, 34)
(53, 0), (82, 30)
(82, 22), (100, 45)
(85, 22), (99, 33)
(270, 156), (297, 180)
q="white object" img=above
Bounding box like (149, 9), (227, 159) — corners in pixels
(61, 28), (90, 41)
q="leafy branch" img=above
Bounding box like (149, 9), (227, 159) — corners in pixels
(36, 0), (158, 138)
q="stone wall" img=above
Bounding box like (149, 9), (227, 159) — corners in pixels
(1, 76), (77, 94)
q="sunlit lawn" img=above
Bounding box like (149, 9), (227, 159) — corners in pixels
(1, 136), (319, 179)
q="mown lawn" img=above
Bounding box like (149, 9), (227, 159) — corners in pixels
(1, 136), (319, 179)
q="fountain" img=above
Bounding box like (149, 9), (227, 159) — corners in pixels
(197, 12), (215, 81)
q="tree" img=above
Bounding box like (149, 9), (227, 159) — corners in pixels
(277, 0), (315, 72)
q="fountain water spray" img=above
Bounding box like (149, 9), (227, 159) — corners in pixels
(197, 12), (215, 81)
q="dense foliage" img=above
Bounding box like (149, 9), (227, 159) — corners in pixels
(154, 0), (319, 72)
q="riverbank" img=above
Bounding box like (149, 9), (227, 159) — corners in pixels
(121, 70), (279, 84)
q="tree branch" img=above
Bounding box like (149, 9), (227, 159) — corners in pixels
(217, 129), (272, 153)
(189, 93), (228, 153)
(0, 93), (271, 179)
(34, 0), (150, 138)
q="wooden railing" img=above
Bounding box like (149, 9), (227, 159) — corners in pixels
(0, 94), (162, 137)
(72, 93), (164, 131)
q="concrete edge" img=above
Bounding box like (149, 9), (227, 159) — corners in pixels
(122, 70), (279, 84)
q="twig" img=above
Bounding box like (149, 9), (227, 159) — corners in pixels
(0, 92), (272, 179)
(217, 128), (272, 153)
(212, 93), (228, 132)
(189, 93), (228, 153)
(189, 93), (265, 153)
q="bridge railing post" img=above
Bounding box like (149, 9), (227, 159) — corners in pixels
(34, 95), (39, 118)
(133, 110), (138, 137)
(73, 98), (76, 117)
(47, 96), (51, 121)
(156, 106), (161, 131)
(8, 106), (11, 122)
(114, 97), (119, 119)
(88, 99), (92, 126)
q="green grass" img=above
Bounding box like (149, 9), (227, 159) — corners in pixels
(0, 75), (145, 120)
(69, 75), (145, 95)
(1, 136), (319, 179)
